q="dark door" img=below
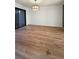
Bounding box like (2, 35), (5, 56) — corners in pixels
(63, 5), (64, 27)
(15, 8), (19, 29)
(15, 7), (26, 29)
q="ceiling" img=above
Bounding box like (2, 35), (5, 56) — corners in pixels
(15, 0), (64, 7)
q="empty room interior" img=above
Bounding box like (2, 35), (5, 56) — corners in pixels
(15, 0), (64, 59)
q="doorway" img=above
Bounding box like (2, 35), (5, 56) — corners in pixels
(15, 7), (26, 29)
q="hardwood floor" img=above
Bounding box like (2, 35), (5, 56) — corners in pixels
(15, 25), (64, 59)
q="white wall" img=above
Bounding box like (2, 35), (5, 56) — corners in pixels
(15, 3), (63, 27)
(29, 5), (63, 27)
(15, 3), (31, 25)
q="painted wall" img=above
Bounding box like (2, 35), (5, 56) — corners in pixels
(30, 5), (63, 27)
(15, 3), (63, 27)
(15, 2), (30, 25)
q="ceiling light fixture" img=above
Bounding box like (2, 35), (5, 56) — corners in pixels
(32, 0), (39, 11)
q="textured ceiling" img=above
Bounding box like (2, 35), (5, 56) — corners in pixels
(15, 0), (64, 7)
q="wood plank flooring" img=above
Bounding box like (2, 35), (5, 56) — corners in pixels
(15, 25), (64, 59)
